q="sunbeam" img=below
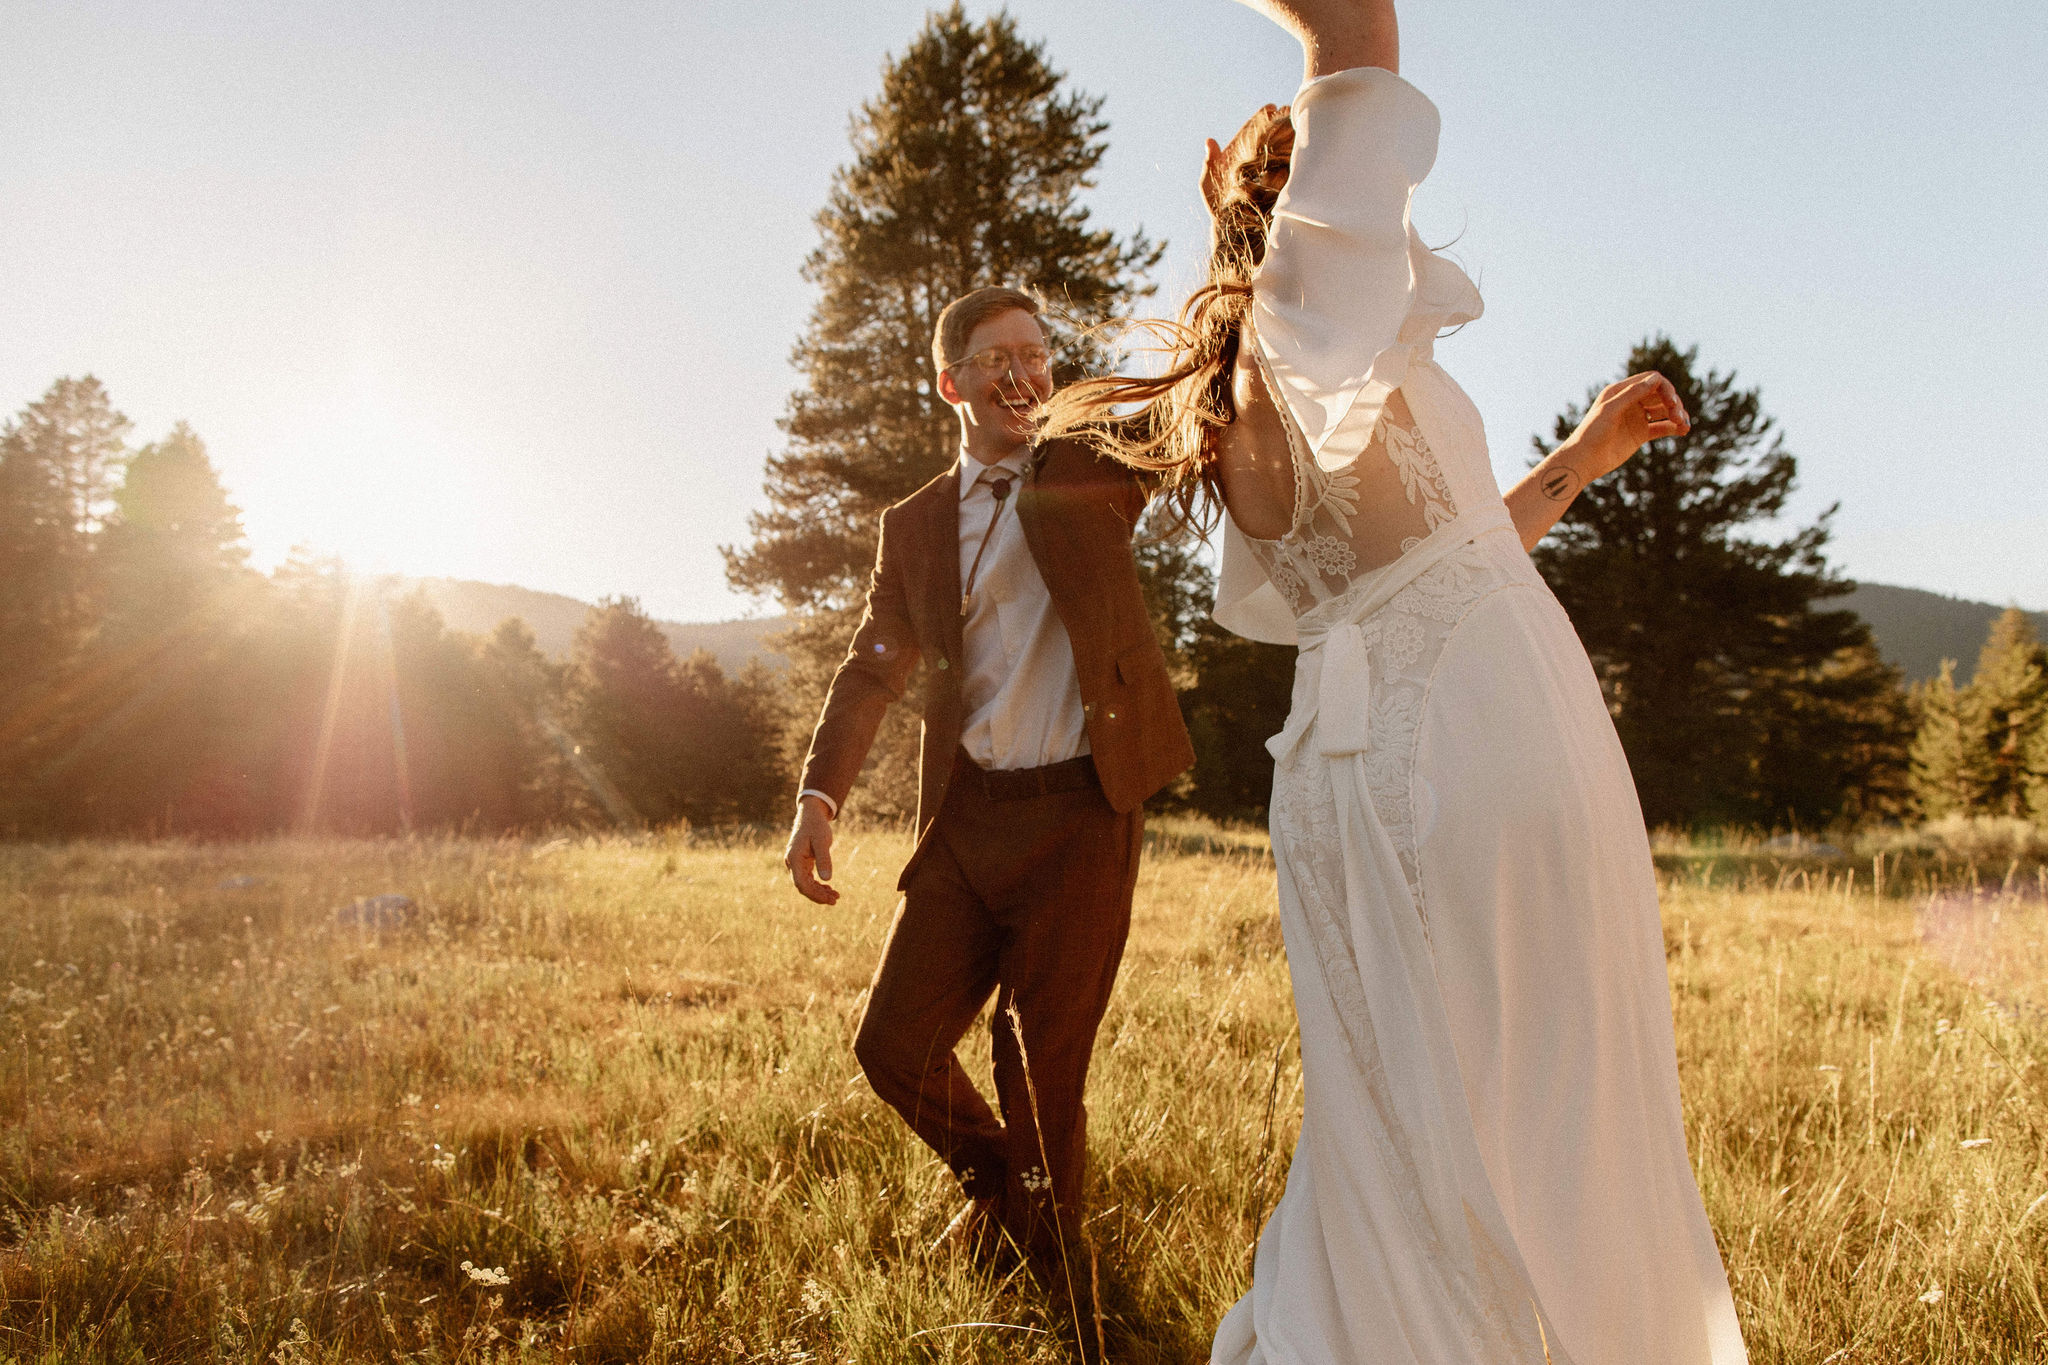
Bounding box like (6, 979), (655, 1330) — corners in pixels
(300, 574), (365, 835)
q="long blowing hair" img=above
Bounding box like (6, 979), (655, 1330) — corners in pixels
(1035, 105), (1294, 537)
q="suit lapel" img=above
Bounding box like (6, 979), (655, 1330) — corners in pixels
(1015, 444), (1052, 593)
(920, 471), (965, 669)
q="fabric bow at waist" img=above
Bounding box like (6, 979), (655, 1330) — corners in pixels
(1264, 505), (1513, 768)
(1292, 620), (1375, 760)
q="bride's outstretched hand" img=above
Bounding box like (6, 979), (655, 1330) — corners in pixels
(1201, 105), (1293, 218)
(1565, 371), (1690, 479)
(1506, 373), (1688, 550)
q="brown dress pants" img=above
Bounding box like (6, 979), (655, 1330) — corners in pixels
(854, 749), (1141, 1274)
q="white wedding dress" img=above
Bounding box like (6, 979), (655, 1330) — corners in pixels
(1208, 68), (1748, 1365)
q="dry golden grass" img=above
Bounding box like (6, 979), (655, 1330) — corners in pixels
(0, 826), (2043, 1362)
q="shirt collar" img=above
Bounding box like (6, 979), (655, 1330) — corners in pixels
(957, 448), (1030, 501)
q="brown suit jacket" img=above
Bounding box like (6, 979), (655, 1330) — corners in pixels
(798, 437), (1195, 849)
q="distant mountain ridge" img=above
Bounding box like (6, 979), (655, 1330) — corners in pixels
(407, 578), (786, 675)
(1838, 584), (2045, 685)
(405, 575), (2035, 688)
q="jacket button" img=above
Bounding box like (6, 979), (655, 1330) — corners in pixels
(936, 658), (949, 670)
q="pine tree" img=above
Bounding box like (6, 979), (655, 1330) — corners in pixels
(1908, 660), (1986, 819)
(2025, 703), (2048, 824)
(0, 376), (132, 698)
(98, 422), (251, 643)
(1749, 637), (1913, 825)
(722, 5), (1160, 817)
(475, 617), (593, 828)
(22, 423), (258, 835)
(1961, 607), (2048, 819)
(565, 597), (683, 828)
(1533, 337), (1902, 828)
(563, 598), (788, 827)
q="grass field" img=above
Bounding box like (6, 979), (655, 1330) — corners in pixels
(1, 824), (2045, 1363)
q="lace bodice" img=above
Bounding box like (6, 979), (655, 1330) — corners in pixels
(1237, 344), (1462, 617)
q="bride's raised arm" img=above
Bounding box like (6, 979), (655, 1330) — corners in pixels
(1233, 0), (1398, 81)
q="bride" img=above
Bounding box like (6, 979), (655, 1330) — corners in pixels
(1040, 1), (1750, 1361)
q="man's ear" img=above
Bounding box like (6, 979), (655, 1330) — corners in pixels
(936, 365), (962, 406)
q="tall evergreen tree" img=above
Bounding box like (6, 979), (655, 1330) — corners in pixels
(2026, 701), (2048, 824)
(564, 597), (788, 827)
(565, 597), (681, 828)
(98, 422), (251, 642)
(1533, 337), (1903, 827)
(1749, 637), (1913, 825)
(1959, 607), (2047, 819)
(0, 377), (131, 698)
(21, 424), (257, 834)
(723, 5), (1160, 816)
(475, 617), (594, 828)
(1908, 660), (1987, 819)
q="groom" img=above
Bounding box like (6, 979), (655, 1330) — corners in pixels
(784, 286), (1192, 1314)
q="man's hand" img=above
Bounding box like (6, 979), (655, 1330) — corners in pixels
(783, 795), (839, 905)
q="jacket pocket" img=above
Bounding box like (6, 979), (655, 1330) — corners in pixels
(1114, 640), (1165, 688)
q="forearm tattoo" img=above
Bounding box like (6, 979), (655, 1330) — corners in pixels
(1539, 464), (1582, 502)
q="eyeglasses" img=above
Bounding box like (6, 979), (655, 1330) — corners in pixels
(946, 345), (1053, 377)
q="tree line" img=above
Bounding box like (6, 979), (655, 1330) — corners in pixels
(0, 377), (786, 835)
(6, 6), (2036, 839)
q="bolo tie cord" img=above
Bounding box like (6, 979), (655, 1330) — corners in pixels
(960, 474), (1013, 617)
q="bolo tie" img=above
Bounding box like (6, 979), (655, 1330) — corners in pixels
(960, 472), (1014, 617)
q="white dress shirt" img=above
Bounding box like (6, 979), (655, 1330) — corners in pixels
(955, 450), (1090, 771)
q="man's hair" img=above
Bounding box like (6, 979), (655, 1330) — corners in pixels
(932, 286), (1042, 378)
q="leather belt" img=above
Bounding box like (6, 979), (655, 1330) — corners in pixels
(958, 749), (1098, 802)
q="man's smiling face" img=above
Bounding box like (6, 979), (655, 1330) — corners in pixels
(938, 308), (1053, 460)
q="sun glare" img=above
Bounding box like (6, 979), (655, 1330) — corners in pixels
(250, 375), (500, 577)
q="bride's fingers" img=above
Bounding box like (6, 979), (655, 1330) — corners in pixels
(1200, 137), (1227, 208)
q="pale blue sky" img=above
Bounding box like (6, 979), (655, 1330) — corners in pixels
(4, 0), (2043, 623)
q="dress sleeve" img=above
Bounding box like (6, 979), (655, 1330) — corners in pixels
(1250, 66), (1483, 474)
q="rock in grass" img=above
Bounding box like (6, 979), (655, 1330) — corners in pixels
(337, 894), (416, 927)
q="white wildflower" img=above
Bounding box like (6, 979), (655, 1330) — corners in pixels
(1960, 1137), (1992, 1149)
(1918, 1285), (1943, 1305)
(461, 1260), (511, 1287)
